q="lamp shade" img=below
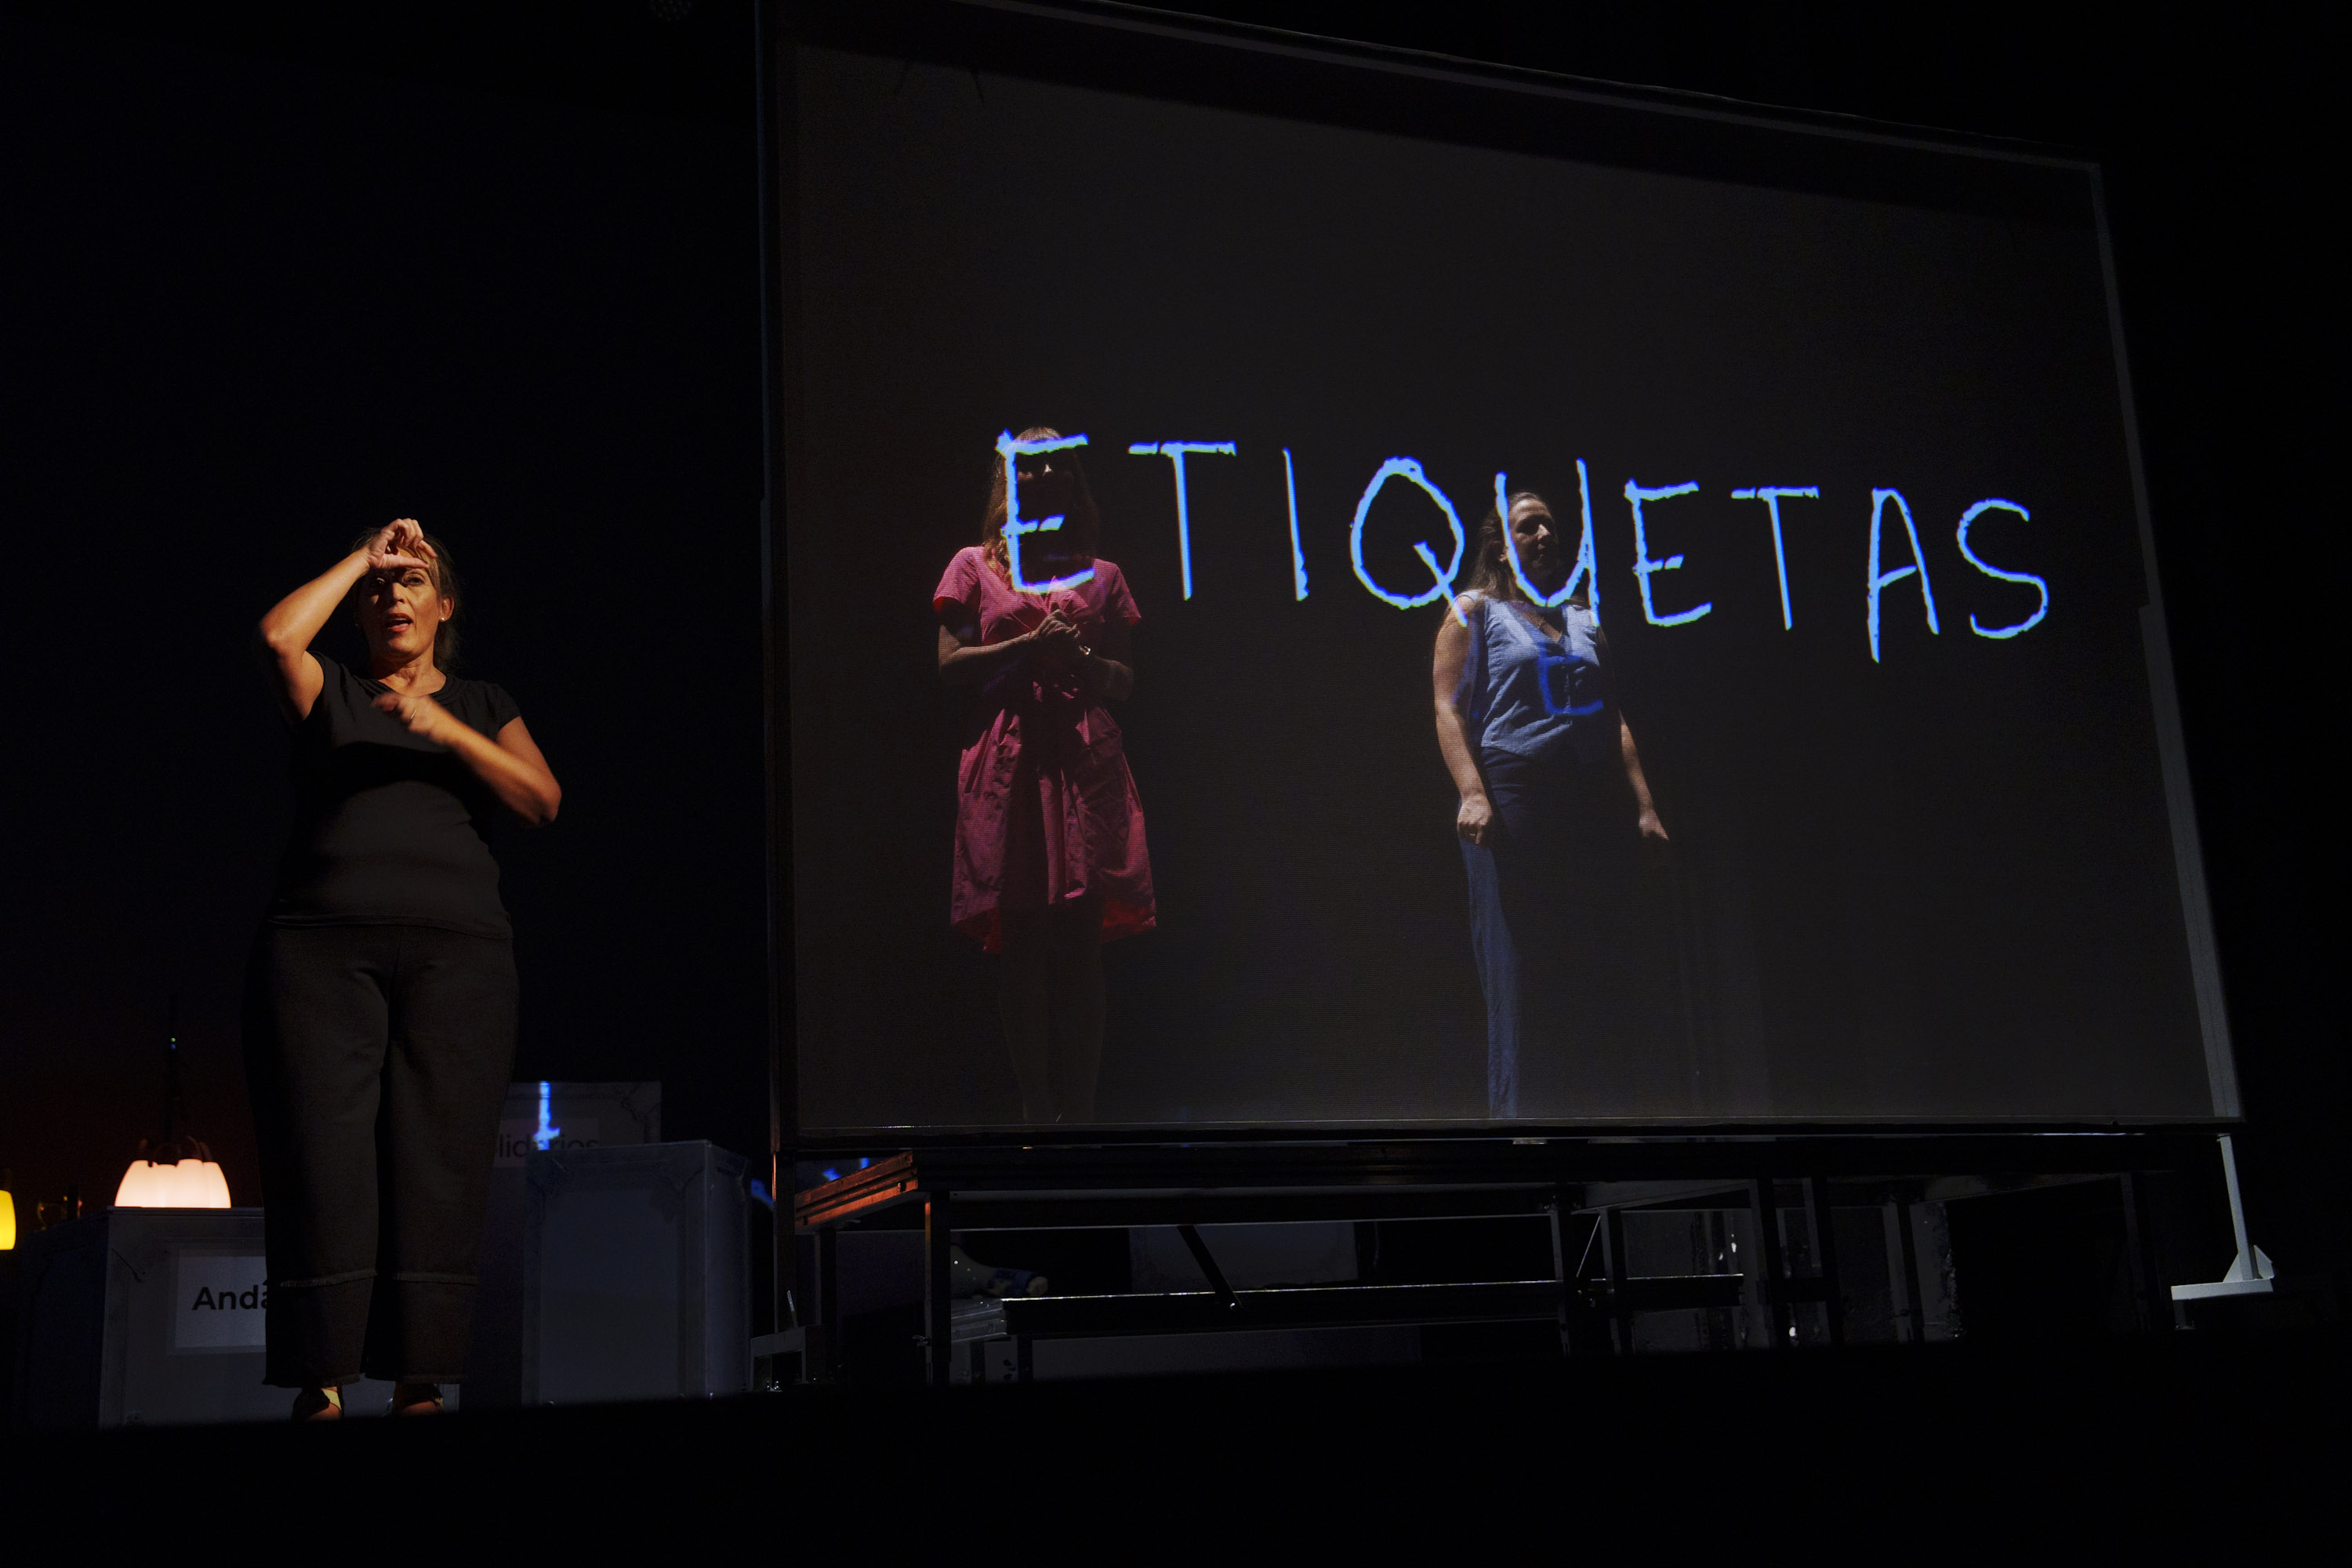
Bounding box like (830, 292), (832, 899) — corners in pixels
(114, 1157), (232, 1209)
(0, 1185), (15, 1250)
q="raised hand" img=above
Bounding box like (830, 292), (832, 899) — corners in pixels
(365, 518), (437, 575)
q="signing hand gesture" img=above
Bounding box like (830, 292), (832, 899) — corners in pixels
(373, 688), (459, 746)
(365, 518), (437, 575)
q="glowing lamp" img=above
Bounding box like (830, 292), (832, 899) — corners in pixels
(114, 1152), (232, 1209)
(114, 1000), (232, 1209)
(1, 1171), (16, 1249)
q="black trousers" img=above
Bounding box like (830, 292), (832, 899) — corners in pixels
(243, 922), (517, 1388)
(1479, 749), (1674, 1118)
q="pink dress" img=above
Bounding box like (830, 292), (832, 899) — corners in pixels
(933, 546), (1156, 953)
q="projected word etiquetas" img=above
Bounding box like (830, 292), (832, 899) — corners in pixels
(1000, 431), (2053, 662)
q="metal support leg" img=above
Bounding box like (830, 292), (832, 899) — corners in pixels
(2170, 1134), (2276, 1304)
(1802, 1176), (1844, 1347)
(1892, 1194), (1927, 1345)
(2119, 1171), (2168, 1331)
(771, 1154), (787, 1335)
(1707, 1209), (1738, 1351)
(924, 1196), (954, 1387)
(1750, 1178), (1788, 1348)
(1177, 1224), (1239, 1311)
(814, 1227), (840, 1382)
(1602, 1206), (1632, 1353)
(1545, 1197), (1573, 1358)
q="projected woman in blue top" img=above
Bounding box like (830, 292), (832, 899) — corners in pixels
(1433, 490), (1670, 1119)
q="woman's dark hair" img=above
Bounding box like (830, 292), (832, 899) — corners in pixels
(1457, 488), (1586, 608)
(347, 528), (463, 668)
(982, 426), (1102, 576)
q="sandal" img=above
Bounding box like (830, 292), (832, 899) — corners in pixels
(390, 1381), (445, 1415)
(292, 1385), (343, 1422)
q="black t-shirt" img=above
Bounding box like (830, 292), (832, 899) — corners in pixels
(268, 656), (524, 937)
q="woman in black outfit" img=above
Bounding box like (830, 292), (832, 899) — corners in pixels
(251, 518), (561, 1419)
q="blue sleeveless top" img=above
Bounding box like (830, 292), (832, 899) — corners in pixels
(1457, 593), (1613, 768)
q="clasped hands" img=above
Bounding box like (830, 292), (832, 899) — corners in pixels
(1024, 610), (1088, 670)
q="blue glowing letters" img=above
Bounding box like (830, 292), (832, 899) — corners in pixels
(1495, 460), (1602, 622)
(1000, 425), (2049, 665)
(1866, 487), (1940, 662)
(1535, 639), (1605, 717)
(1730, 485), (1818, 630)
(1955, 498), (2049, 639)
(1283, 448), (1309, 601)
(1350, 457), (1465, 610)
(997, 430), (1098, 593)
(1625, 479), (1711, 627)
(1128, 441), (1236, 601)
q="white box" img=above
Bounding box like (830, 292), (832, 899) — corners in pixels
(521, 1141), (749, 1404)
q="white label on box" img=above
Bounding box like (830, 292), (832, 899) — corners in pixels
(174, 1252), (269, 1352)
(494, 1117), (601, 1168)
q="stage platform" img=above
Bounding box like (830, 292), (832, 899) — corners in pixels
(789, 1135), (2225, 1385)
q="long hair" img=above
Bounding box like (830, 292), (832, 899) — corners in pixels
(981, 426), (1102, 576)
(347, 528), (463, 668)
(1457, 488), (1585, 608)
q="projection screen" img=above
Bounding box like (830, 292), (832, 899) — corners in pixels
(769, 2), (2237, 1135)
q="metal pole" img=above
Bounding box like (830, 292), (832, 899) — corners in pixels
(2219, 1134), (2252, 1269)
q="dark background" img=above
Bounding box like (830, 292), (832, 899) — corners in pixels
(0, 2), (2336, 1281)
(0, 4), (766, 1220)
(786, 37), (2213, 1130)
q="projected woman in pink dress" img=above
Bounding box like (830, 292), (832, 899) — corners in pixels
(935, 427), (1155, 1123)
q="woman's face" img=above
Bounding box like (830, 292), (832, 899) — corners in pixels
(1015, 453), (1076, 522)
(1508, 497), (1562, 588)
(355, 564), (449, 665)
